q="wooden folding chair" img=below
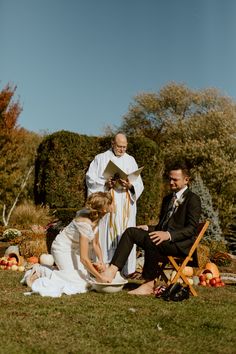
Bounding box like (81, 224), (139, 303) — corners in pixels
(163, 220), (210, 296)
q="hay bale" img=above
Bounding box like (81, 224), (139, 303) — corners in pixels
(0, 242), (11, 257)
(19, 233), (48, 258)
(197, 244), (210, 270)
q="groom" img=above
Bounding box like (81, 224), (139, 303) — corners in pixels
(103, 162), (202, 295)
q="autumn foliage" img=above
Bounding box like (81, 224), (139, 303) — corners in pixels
(0, 84), (42, 225)
(0, 84), (22, 131)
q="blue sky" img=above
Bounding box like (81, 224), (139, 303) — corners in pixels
(1, 0), (236, 136)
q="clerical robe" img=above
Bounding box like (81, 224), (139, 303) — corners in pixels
(86, 149), (144, 275)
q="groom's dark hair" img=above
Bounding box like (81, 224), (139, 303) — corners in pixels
(166, 161), (191, 178)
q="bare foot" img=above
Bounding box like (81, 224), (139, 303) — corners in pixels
(101, 265), (118, 282)
(26, 271), (39, 288)
(128, 281), (154, 295)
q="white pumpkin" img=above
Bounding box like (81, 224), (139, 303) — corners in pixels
(39, 253), (54, 266)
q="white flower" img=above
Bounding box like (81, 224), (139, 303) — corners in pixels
(174, 195), (185, 208)
(1, 228), (21, 241)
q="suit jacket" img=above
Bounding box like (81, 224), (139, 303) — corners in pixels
(149, 189), (201, 257)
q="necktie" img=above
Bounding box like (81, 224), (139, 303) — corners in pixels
(162, 193), (177, 229)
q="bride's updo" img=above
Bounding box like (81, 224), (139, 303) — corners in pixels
(85, 192), (113, 222)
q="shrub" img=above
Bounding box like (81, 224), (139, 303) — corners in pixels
(34, 131), (163, 224)
(52, 208), (78, 225)
(0, 228), (21, 242)
(34, 131), (101, 209)
(9, 200), (53, 229)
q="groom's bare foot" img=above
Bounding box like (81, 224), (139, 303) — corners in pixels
(128, 281), (154, 295)
(101, 265), (118, 282)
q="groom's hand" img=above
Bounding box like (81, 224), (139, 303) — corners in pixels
(149, 231), (171, 245)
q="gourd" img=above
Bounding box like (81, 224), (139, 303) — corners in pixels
(192, 275), (200, 286)
(39, 253), (54, 266)
(170, 266), (193, 281)
(186, 277), (194, 285)
(182, 266), (194, 277)
(27, 256), (39, 264)
(170, 271), (183, 283)
(204, 262), (220, 278)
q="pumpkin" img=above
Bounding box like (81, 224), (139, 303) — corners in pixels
(39, 253), (54, 266)
(192, 275), (200, 286)
(204, 262), (220, 278)
(27, 256), (39, 264)
(182, 266), (194, 277)
(170, 266), (193, 281)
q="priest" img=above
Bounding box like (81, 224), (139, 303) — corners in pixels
(86, 133), (144, 276)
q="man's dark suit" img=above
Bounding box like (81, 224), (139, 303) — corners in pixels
(111, 188), (201, 280)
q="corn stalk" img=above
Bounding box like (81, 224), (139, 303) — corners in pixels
(2, 166), (34, 226)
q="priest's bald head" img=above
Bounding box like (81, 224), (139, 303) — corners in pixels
(111, 133), (128, 157)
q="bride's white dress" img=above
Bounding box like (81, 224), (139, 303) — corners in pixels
(22, 215), (97, 297)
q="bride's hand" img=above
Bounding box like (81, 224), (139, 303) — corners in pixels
(96, 274), (112, 283)
(93, 262), (106, 273)
(136, 225), (148, 231)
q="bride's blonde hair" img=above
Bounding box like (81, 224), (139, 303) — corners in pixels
(84, 192), (113, 222)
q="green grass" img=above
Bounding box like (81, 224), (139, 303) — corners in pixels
(0, 271), (236, 354)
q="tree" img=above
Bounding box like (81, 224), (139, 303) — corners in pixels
(0, 84), (21, 132)
(0, 84), (42, 225)
(117, 82), (236, 236)
(119, 83), (199, 140)
(190, 173), (223, 241)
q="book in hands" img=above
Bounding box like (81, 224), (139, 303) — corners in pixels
(103, 160), (144, 184)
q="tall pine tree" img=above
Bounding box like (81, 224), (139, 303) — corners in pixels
(190, 173), (223, 241)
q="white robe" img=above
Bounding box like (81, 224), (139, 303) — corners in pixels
(86, 149), (144, 275)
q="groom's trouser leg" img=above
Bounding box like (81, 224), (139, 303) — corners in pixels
(111, 227), (147, 270)
(111, 227), (180, 280)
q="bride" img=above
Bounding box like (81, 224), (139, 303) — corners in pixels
(22, 191), (113, 297)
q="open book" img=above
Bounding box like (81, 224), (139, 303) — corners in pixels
(103, 160), (144, 184)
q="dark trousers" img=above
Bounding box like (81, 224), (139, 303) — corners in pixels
(111, 227), (182, 280)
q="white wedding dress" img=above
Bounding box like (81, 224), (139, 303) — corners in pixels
(22, 212), (97, 297)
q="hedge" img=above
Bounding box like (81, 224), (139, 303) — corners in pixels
(34, 131), (163, 224)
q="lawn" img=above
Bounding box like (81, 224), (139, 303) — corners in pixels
(0, 271), (235, 354)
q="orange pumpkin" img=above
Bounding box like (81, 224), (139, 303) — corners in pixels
(204, 262), (220, 278)
(27, 256), (39, 264)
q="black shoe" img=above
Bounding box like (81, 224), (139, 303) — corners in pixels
(171, 286), (190, 302)
(161, 283), (182, 301)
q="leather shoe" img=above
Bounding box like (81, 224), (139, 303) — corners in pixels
(161, 283), (182, 301)
(171, 286), (190, 302)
